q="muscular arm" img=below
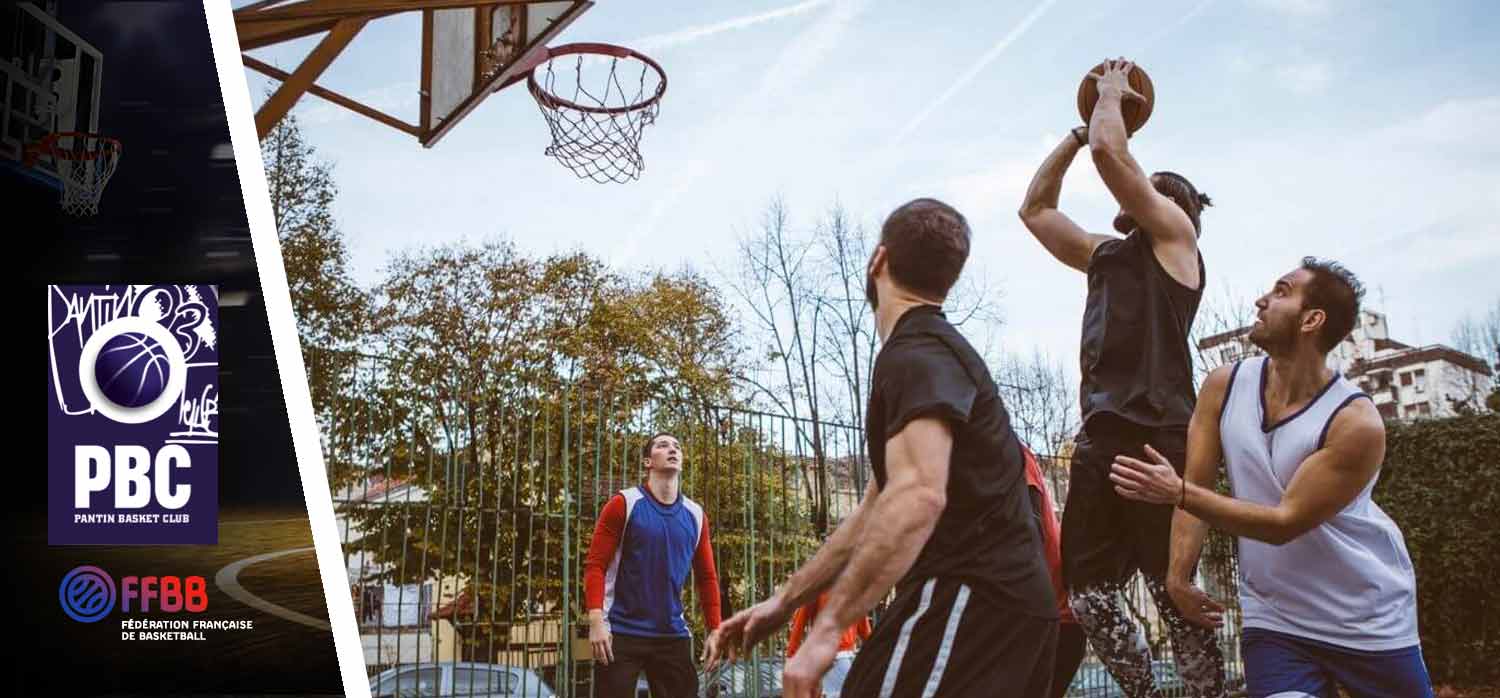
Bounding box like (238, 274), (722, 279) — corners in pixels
(1167, 366), (1231, 586)
(809, 418), (951, 638)
(773, 478), (879, 612)
(1018, 130), (1112, 272)
(1088, 74), (1199, 281)
(1178, 399), (1386, 545)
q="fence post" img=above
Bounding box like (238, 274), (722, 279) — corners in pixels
(560, 389), (573, 697)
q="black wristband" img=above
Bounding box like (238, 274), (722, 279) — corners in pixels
(1071, 127), (1087, 147)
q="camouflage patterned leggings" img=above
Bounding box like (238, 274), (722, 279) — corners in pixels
(1068, 576), (1225, 698)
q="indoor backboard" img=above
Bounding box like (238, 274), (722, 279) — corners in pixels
(0, 1), (103, 187)
(236, 0), (592, 147)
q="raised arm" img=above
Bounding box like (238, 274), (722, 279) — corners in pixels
(1087, 60), (1198, 262)
(1018, 127), (1114, 272)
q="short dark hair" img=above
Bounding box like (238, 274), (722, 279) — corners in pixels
(1299, 256), (1365, 353)
(641, 432), (678, 460)
(1152, 171), (1212, 234)
(878, 198), (971, 299)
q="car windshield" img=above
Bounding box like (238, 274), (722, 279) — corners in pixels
(823, 655), (853, 692)
(374, 667), (440, 697)
(454, 667), (515, 695)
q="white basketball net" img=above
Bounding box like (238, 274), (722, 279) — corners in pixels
(41, 133), (121, 216)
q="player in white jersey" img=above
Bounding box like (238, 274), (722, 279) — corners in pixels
(1107, 258), (1433, 698)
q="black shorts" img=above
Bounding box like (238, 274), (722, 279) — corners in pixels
(593, 633), (696, 698)
(1061, 414), (1188, 589)
(840, 577), (1057, 698)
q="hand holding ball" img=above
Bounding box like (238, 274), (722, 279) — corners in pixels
(1077, 58), (1155, 135)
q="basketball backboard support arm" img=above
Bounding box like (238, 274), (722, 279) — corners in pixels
(235, 0), (592, 147)
(252, 16), (366, 138)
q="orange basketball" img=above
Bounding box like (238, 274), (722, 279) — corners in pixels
(1077, 61), (1155, 136)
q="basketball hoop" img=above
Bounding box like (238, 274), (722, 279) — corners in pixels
(527, 43), (666, 184)
(25, 132), (122, 216)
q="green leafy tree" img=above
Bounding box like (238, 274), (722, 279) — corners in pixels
(261, 111), (370, 474)
(333, 243), (822, 665)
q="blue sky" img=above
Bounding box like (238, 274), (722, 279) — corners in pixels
(243, 0), (1500, 368)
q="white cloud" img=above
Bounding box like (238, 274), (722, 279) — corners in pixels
(941, 134), (1114, 221)
(890, 0), (1061, 147)
(297, 81), (420, 126)
(631, 0), (834, 54)
(753, 0), (866, 101)
(1374, 96), (1500, 153)
(1249, 0), (1332, 17)
(616, 0), (870, 264)
(1138, 0), (1218, 56)
(1275, 62), (1332, 93)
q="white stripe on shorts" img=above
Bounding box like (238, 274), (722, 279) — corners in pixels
(920, 583), (970, 697)
(880, 578), (938, 698)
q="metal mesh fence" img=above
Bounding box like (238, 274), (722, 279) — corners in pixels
(313, 349), (1243, 697)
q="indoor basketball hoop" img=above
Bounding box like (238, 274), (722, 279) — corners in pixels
(527, 43), (666, 184)
(25, 131), (121, 216)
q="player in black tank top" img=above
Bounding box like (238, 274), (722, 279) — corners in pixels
(1019, 59), (1226, 698)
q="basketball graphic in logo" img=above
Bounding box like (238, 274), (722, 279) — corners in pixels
(77, 316), (187, 424)
(59, 566), (116, 623)
(93, 331), (173, 408)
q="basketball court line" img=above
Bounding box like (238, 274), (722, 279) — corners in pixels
(220, 516), (310, 526)
(214, 545), (332, 631)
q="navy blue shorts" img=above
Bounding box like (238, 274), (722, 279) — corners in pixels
(1242, 627), (1433, 698)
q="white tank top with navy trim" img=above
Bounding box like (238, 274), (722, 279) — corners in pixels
(1220, 356), (1419, 651)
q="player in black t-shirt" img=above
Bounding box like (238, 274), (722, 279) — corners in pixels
(709, 198), (1058, 698)
(1018, 59), (1224, 698)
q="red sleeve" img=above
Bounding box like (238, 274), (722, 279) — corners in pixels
(787, 603), (811, 657)
(1021, 446), (1073, 623)
(584, 494), (627, 612)
(855, 615), (872, 642)
(693, 512), (722, 630)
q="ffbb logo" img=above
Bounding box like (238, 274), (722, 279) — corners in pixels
(59, 566), (208, 623)
(47, 286), (219, 545)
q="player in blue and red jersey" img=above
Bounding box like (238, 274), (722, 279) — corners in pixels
(584, 431), (722, 698)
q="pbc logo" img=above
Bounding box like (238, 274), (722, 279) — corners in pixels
(59, 566), (208, 623)
(47, 286), (219, 545)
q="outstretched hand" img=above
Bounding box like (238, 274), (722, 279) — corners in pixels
(1167, 580), (1227, 630)
(1089, 57), (1147, 103)
(704, 595), (791, 670)
(1110, 444), (1183, 505)
(783, 627), (838, 698)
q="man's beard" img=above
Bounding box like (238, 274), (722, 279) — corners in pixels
(1248, 319), (1288, 353)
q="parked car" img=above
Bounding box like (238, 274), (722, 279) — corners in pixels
(697, 651), (854, 698)
(1065, 659), (1186, 698)
(369, 662), (559, 697)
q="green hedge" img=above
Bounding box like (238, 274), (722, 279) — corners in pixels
(1373, 413), (1500, 685)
